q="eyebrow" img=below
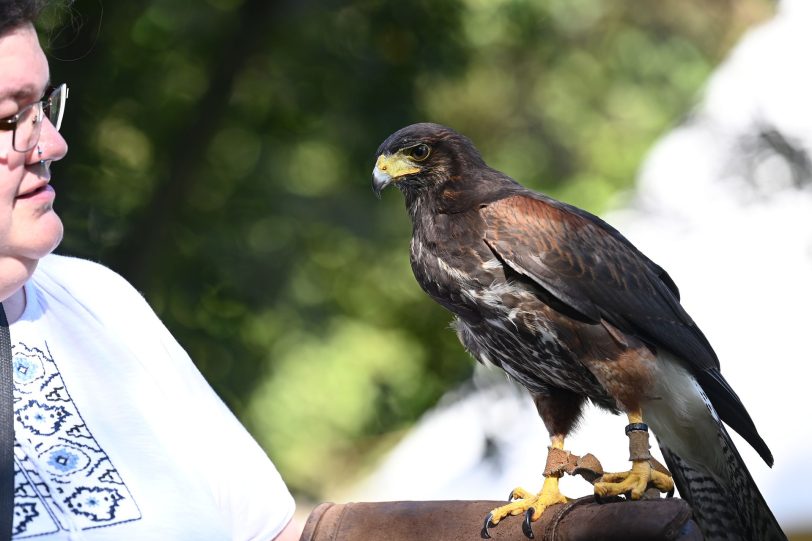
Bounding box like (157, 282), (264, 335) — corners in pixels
(0, 78), (51, 105)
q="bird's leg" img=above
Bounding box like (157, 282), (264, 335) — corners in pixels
(593, 410), (674, 500)
(482, 435), (570, 539)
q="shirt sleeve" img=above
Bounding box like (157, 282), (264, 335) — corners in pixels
(152, 322), (296, 541)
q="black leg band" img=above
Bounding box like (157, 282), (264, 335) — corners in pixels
(624, 422), (649, 435)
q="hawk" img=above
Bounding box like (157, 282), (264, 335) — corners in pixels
(372, 123), (786, 541)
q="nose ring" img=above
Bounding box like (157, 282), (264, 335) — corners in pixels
(37, 146), (43, 157)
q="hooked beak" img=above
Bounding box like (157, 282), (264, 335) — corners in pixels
(372, 155), (392, 199)
(372, 154), (420, 198)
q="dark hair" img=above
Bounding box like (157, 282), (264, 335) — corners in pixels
(0, 0), (47, 36)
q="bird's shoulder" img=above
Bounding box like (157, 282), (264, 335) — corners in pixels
(479, 192), (681, 300)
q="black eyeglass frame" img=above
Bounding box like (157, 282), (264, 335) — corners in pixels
(0, 83), (69, 153)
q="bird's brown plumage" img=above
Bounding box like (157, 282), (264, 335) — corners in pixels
(373, 122), (786, 541)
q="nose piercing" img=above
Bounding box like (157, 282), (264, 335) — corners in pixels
(36, 146), (47, 166)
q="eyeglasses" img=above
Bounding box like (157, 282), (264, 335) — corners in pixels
(0, 83), (68, 153)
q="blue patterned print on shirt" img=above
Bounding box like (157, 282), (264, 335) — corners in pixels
(12, 342), (142, 538)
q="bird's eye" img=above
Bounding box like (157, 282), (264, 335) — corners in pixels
(409, 144), (430, 162)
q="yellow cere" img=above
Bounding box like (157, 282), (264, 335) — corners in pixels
(375, 153), (421, 178)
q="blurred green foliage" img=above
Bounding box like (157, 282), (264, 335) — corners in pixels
(38, 0), (770, 501)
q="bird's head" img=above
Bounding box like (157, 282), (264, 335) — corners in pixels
(372, 123), (486, 202)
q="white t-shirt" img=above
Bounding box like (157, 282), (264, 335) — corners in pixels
(8, 254), (295, 540)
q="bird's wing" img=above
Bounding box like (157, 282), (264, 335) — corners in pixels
(481, 193), (716, 370)
(480, 194), (772, 464)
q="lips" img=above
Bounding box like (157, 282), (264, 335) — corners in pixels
(16, 183), (54, 200)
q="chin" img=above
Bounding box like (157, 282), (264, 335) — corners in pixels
(22, 212), (64, 260)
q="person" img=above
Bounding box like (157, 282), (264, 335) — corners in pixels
(0, 2), (301, 539)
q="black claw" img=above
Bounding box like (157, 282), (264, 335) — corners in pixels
(624, 490), (632, 501)
(507, 490), (515, 501)
(666, 487), (675, 498)
(594, 492), (605, 504)
(481, 513), (495, 539)
(522, 508), (536, 539)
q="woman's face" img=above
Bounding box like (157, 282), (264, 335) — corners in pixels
(0, 23), (68, 273)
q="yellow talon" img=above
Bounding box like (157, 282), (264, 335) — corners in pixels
(595, 460), (658, 499)
(593, 410), (675, 500)
(488, 476), (569, 526)
(482, 434), (577, 538)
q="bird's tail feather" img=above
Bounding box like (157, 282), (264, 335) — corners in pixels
(658, 425), (786, 541)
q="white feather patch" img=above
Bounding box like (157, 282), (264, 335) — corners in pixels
(644, 351), (727, 476)
(436, 256), (470, 283)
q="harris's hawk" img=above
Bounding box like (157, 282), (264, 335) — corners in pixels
(372, 123), (786, 541)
